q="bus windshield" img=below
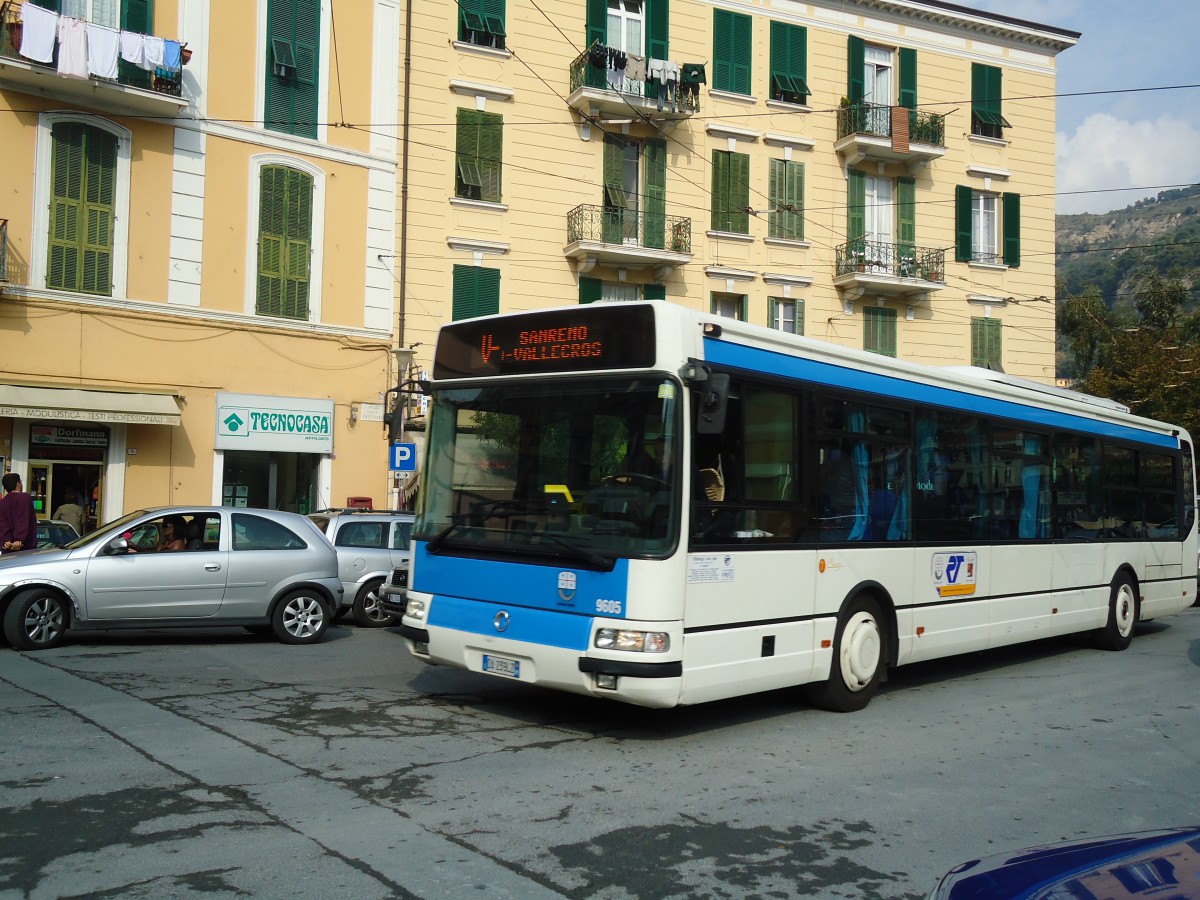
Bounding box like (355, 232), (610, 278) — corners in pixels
(415, 376), (681, 565)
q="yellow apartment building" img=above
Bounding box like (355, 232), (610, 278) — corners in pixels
(0, 0), (404, 528)
(394, 0), (1077, 396)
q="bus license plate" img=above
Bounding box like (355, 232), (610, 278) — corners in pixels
(482, 654), (520, 679)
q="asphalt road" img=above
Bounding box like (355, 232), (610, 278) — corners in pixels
(2, 608), (1198, 899)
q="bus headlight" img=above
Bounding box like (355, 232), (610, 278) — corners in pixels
(594, 628), (669, 653)
(406, 597), (427, 621)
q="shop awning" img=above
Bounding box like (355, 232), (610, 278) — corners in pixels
(0, 386), (182, 426)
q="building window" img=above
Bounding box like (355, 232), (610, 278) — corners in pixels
(456, 108), (503, 203)
(971, 317), (1002, 369)
(956, 186), (1020, 266)
(711, 292), (745, 321)
(47, 122), (118, 296)
(971, 63), (1009, 139)
(864, 307), (897, 357)
(453, 264), (500, 320)
(771, 298), (802, 334)
(713, 9), (751, 95)
(711, 149), (749, 234)
(265, 0), (321, 139)
(769, 21), (808, 104)
(768, 159), (804, 240)
(256, 166), (313, 320)
(458, 0), (506, 49)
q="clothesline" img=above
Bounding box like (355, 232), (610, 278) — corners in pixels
(16, 1), (188, 82)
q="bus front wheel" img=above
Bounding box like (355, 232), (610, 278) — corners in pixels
(805, 595), (886, 712)
(1093, 574), (1138, 651)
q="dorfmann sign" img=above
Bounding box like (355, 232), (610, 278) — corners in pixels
(215, 393), (335, 454)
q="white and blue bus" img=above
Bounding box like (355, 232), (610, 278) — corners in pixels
(397, 302), (1196, 709)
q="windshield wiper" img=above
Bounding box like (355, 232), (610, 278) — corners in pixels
(535, 533), (614, 571)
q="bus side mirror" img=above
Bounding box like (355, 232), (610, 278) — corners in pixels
(697, 373), (730, 434)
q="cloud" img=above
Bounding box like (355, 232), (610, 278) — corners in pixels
(1055, 113), (1200, 215)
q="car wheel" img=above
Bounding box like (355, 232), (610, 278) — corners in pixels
(1093, 573), (1138, 651)
(4, 588), (69, 651)
(352, 577), (396, 628)
(271, 590), (330, 645)
(804, 595), (886, 713)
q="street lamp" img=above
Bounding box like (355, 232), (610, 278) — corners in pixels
(387, 347), (417, 444)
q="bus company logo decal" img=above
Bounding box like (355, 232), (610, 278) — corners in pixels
(932, 551), (978, 597)
(557, 572), (577, 604)
(493, 610), (511, 632)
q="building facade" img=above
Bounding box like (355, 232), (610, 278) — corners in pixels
(394, 0), (1077, 391)
(0, 0), (403, 527)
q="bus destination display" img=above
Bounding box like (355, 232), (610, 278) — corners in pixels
(434, 305), (657, 378)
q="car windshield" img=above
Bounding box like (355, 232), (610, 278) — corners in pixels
(62, 510), (153, 549)
(414, 375), (681, 563)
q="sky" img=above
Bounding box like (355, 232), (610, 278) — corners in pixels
(969, 0), (1200, 215)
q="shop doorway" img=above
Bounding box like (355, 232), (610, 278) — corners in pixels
(222, 450), (321, 513)
(28, 461), (104, 534)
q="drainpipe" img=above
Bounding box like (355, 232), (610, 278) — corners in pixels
(397, 0), (412, 353)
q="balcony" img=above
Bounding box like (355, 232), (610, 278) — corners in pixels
(564, 204), (692, 279)
(567, 44), (700, 125)
(0, 218), (7, 281)
(0, 1), (189, 118)
(834, 102), (946, 171)
(834, 239), (946, 299)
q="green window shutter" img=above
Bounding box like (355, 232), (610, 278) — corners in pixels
(459, 0), (484, 41)
(579, 276), (602, 305)
(770, 22), (808, 101)
(119, 0), (153, 88)
(478, 111), (503, 203)
(645, 0), (668, 60)
(971, 63), (987, 123)
(265, 0), (321, 139)
(456, 109), (502, 201)
(643, 283), (666, 301)
(768, 159), (804, 240)
(987, 65), (1003, 125)
(477, 267), (500, 316)
(898, 47), (917, 109)
(955, 184), (973, 262)
(896, 176), (915, 261)
(257, 166), (312, 319)
(972, 318), (1002, 368)
(730, 151), (750, 234)
(714, 10), (750, 95)
(81, 128), (117, 295)
(48, 123), (84, 292)
(452, 266), (500, 319)
(847, 35), (865, 102)
(586, 0), (606, 47)
(603, 136), (626, 243)
(644, 138), (667, 250)
(48, 122), (115, 296)
(865, 308), (897, 357)
(1002, 192), (1021, 267)
(846, 169), (865, 242)
(711, 150), (728, 231)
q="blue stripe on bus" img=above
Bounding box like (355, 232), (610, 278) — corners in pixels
(428, 593), (594, 650)
(704, 338), (1178, 449)
(413, 545), (631, 616)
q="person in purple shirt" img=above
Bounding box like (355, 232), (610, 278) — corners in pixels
(0, 473), (39, 554)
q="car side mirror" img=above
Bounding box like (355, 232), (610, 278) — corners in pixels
(107, 537), (131, 555)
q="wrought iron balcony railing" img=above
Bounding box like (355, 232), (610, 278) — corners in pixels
(0, 0), (187, 97)
(567, 204), (691, 254)
(568, 44), (700, 115)
(836, 239), (945, 283)
(836, 101), (946, 147)
(0, 218), (7, 282)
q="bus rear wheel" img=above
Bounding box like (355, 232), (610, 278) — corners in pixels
(1093, 573), (1138, 651)
(805, 595), (886, 712)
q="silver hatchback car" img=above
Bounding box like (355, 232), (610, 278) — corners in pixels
(0, 507), (343, 651)
(307, 509), (414, 627)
